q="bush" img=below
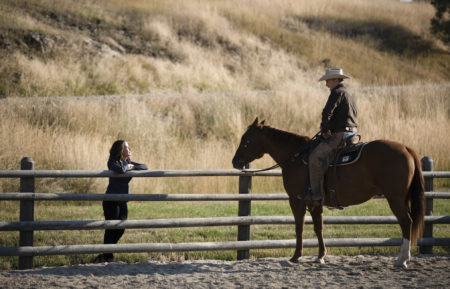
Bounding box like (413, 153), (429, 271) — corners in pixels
(430, 0), (450, 45)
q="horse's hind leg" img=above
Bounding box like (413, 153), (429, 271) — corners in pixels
(397, 239), (411, 268)
(386, 195), (412, 268)
(311, 205), (326, 263)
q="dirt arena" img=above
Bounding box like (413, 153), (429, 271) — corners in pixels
(0, 255), (449, 288)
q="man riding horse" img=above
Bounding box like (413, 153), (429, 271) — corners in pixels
(232, 68), (425, 266)
(308, 67), (358, 206)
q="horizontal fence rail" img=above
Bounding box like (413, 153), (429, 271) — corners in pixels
(0, 192), (449, 201)
(1, 216), (449, 231)
(0, 169), (448, 178)
(1, 238), (449, 257)
(0, 156), (449, 269)
(0, 169), (281, 178)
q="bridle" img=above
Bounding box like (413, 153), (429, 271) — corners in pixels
(241, 132), (321, 173)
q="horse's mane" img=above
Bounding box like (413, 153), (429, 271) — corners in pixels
(261, 125), (310, 146)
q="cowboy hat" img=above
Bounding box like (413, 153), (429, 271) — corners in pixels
(318, 67), (350, 81)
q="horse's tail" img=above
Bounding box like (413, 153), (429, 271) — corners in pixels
(406, 147), (425, 246)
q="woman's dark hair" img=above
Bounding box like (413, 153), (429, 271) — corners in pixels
(109, 140), (125, 160)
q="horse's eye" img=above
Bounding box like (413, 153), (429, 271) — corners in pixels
(243, 139), (250, 148)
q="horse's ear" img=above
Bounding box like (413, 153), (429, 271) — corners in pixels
(251, 117), (259, 126)
(260, 120), (265, 125)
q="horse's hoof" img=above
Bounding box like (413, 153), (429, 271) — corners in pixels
(289, 257), (299, 263)
(315, 257), (325, 264)
(394, 260), (408, 269)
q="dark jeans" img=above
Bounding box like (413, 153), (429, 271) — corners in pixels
(102, 201), (128, 259)
(308, 132), (345, 200)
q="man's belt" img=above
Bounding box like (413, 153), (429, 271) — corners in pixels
(333, 127), (357, 133)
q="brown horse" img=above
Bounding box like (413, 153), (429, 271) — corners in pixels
(232, 118), (425, 268)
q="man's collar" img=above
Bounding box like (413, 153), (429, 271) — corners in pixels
(331, 83), (344, 91)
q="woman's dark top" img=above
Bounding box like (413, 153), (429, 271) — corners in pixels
(106, 157), (148, 194)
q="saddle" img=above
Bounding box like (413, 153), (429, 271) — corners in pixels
(301, 133), (366, 209)
(302, 133), (366, 166)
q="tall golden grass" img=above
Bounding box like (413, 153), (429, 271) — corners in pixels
(1, 83), (448, 194)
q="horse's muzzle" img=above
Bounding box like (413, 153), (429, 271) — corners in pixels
(232, 156), (244, 170)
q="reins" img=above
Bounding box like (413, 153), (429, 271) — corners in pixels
(241, 131), (321, 173)
(243, 163), (280, 173)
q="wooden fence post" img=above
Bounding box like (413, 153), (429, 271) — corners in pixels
(237, 164), (252, 260)
(19, 157), (35, 269)
(420, 156), (433, 254)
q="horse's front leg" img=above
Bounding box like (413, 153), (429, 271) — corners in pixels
(311, 205), (327, 263)
(288, 197), (306, 263)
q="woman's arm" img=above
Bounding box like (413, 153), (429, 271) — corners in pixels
(129, 161), (148, 170)
(108, 159), (130, 173)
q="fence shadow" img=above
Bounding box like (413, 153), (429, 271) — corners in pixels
(7, 260), (285, 277)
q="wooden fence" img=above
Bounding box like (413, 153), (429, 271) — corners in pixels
(0, 156), (449, 269)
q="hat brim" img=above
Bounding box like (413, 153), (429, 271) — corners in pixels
(318, 74), (350, 82)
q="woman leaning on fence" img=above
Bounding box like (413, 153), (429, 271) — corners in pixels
(93, 140), (148, 263)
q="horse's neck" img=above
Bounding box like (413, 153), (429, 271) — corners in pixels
(262, 126), (308, 165)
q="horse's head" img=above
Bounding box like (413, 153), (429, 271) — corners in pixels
(232, 117), (266, 170)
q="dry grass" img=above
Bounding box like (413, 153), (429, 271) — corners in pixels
(0, 82), (448, 194)
(0, 0), (448, 192)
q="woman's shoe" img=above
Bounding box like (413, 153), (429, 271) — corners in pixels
(92, 254), (106, 263)
(104, 253), (114, 262)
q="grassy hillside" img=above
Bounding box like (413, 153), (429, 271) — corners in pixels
(0, 0), (449, 97)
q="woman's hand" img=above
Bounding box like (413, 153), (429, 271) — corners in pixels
(128, 164), (135, 170)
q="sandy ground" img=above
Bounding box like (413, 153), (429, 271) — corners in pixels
(0, 255), (449, 289)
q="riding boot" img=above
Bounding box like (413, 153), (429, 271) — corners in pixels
(310, 178), (324, 206)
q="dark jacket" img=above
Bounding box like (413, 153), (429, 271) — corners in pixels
(106, 157), (148, 194)
(320, 83), (358, 133)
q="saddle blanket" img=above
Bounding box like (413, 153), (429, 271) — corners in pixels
(332, 142), (366, 166)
